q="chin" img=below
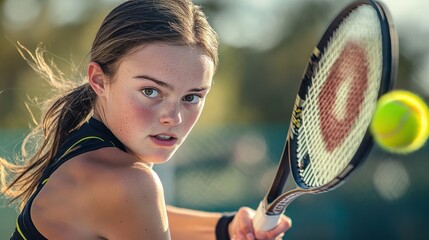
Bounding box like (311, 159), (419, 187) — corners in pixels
(148, 152), (176, 165)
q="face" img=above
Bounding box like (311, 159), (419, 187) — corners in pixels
(92, 43), (214, 165)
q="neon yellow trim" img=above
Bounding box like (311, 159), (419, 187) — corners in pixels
(41, 136), (105, 186)
(61, 136), (104, 158)
(16, 218), (28, 240)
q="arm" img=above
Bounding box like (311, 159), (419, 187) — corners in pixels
(167, 206), (292, 240)
(167, 205), (221, 240)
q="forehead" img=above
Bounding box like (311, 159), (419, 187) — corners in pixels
(116, 43), (214, 87)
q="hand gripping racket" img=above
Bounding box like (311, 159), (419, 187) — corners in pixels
(253, 0), (398, 231)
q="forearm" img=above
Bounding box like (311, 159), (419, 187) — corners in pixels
(167, 205), (222, 240)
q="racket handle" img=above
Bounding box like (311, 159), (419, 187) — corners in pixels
(252, 201), (282, 232)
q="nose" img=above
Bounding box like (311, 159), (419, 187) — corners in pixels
(159, 102), (182, 126)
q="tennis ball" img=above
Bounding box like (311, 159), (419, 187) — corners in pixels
(370, 90), (429, 154)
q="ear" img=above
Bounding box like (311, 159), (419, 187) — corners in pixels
(88, 62), (108, 96)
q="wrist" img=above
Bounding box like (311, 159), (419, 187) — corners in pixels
(215, 212), (235, 240)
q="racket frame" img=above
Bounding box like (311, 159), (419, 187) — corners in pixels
(253, 0), (398, 231)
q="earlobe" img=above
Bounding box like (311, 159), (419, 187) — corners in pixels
(88, 62), (107, 95)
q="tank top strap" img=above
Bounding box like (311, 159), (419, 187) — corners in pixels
(11, 117), (126, 240)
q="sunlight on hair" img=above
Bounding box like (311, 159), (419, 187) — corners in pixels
(373, 159), (410, 201)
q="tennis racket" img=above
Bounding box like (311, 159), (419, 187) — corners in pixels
(253, 0), (398, 231)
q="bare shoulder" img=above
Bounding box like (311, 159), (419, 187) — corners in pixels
(37, 147), (170, 240)
(81, 147), (163, 195)
(80, 148), (170, 239)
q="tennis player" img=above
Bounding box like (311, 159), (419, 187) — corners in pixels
(0, 0), (291, 239)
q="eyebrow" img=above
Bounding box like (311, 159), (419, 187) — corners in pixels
(134, 75), (173, 90)
(133, 75), (211, 92)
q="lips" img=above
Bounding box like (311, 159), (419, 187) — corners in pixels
(155, 134), (174, 140)
(150, 133), (178, 147)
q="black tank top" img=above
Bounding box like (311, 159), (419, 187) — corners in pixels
(10, 117), (126, 240)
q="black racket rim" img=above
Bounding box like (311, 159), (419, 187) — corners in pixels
(288, 0), (397, 191)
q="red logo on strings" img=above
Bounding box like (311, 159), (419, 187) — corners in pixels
(318, 41), (369, 152)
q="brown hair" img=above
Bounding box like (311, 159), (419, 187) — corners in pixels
(0, 0), (218, 210)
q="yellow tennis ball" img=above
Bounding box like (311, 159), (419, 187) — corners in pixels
(370, 90), (429, 154)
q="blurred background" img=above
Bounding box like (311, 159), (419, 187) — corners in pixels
(1, 0), (429, 239)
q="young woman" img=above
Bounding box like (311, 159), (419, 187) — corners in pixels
(0, 0), (291, 239)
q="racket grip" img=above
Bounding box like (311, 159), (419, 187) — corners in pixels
(252, 201), (282, 232)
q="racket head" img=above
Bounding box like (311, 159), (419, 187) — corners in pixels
(288, 0), (398, 191)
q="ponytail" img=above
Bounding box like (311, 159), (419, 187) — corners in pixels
(0, 44), (95, 210)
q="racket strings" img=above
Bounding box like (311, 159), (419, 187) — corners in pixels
(297, 5), (383, 187)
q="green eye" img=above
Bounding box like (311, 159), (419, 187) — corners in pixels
(142, 88), (160, 98)
(183, 94), (201, 104)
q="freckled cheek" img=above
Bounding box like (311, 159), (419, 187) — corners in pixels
(183, 107), (204, 132)
(114, 96), (158, 138)
(127, 100), (159, 129)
